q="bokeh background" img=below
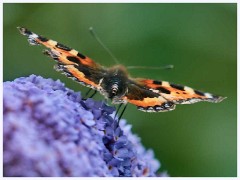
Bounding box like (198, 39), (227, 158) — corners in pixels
(3, 3), (236, 177)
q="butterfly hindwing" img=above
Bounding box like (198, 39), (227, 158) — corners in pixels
(123, 79), (176, 112)
(18, 27), (106, 90)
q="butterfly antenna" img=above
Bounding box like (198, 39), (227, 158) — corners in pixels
(89, 27), (120, 64)
(127, 64), (174, 70)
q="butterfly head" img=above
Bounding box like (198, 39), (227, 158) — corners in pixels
(99, 67), (128, 103)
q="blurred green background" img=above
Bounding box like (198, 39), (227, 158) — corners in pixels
(3, 3), (236, 177)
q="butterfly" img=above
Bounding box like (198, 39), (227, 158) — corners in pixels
(17, 27), (225, 114)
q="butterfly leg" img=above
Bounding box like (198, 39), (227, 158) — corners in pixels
(82, 89), (92, 100)
(85, 89), (92, 96)
(89, 90), (97, 98)
(117, 104), (128, 124)
(114, 103), (123, 120)
(83, 89), (97, 100)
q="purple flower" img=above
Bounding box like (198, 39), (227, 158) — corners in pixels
(3, 75), (163, 177)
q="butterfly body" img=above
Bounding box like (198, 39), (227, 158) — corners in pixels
(18, 27), (225, 113)
(99, 65), (128, 102)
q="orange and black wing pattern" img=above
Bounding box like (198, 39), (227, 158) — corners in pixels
(123, 79), (176, 112)
(18, 27), (225, 113)
(123, 78), (225, 112)
(17, 27), (106, 90)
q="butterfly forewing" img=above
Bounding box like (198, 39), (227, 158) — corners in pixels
(18, 27), (106, 90)
(136, 79), (225, 105)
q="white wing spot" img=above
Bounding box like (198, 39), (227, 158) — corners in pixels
(30, 33), (38, 38)
(162, 81), (170, 87)
(150, 88), (159, 93)
(205, 93), (213, 98)
(184, 86), (194, 94)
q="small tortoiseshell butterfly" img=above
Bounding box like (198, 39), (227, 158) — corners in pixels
(18, 27), (225, 113)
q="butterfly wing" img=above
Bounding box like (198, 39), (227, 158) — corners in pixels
(123, 79), (176, 112)
(135, 78), (225, 105)
(18, 27), (106, 90)
(122, 78), (225, 112)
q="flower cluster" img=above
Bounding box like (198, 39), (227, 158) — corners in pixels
(3, 75), (164, 177)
